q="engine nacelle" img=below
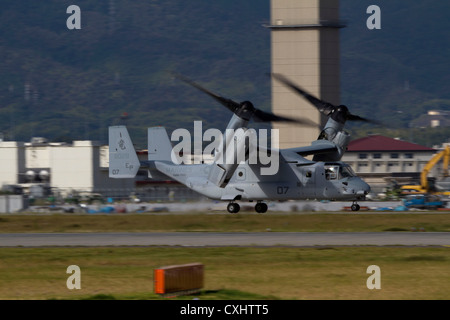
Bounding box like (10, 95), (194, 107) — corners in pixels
(208, 128), (248, 188)
(332, 130), (351, 152)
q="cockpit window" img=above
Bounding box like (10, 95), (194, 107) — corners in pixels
(325, 163), (356, 180)
(325, 165), (339, 180)
(340, 165), (356, 178)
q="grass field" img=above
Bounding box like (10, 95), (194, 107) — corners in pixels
(0, 212), (449, 300)
(0, 212), (449, 233)
(0, 246), (449, 300)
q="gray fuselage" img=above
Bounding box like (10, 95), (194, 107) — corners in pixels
(152, 154), (370, 202)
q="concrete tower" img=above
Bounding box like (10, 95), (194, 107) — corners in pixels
(270, 0), (344, 148)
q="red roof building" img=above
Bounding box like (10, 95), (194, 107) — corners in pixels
(347, 135), (435, 152)
(342, 135), (438, 194)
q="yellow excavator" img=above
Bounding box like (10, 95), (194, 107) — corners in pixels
(401, 145), (450, 196)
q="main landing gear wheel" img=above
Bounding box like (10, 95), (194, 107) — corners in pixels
(351, 202), (361, 211)
(227, 202), (240, 214)
(255, 202), (268, 213)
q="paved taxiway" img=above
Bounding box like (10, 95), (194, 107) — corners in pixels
(0, 232), (448, 247)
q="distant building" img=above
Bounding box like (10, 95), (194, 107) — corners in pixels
(0, 138), (134, 199)
(342, 135), (437, 194)
(410, 110), (450, 128)
(0, 138), (203, 202)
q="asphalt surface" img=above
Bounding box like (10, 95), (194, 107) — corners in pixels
(0, 232), (449, 247)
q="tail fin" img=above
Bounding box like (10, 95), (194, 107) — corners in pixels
(109, 126), (140, 178)
(148, 127), (173, 161)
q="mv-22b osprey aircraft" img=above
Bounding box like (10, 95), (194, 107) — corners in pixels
(109, 73), (371, 213)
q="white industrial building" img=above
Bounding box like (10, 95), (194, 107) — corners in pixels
(0, 137), (134, 199)
(0, 137), (203, 203)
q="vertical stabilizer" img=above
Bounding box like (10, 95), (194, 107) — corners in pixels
(148, 127), (173, 161)
(109, 126), (140, 178)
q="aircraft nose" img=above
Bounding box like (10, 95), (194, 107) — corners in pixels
(341, 179), (371, 198)
(356, 180), (371, 197)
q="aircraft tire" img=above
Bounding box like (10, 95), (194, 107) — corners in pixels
(255, 202), (268, 213)
(227, 203), (240, 214)
(351, 203), (360, 211)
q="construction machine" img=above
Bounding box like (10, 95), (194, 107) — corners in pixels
(400, 145), (450, 196)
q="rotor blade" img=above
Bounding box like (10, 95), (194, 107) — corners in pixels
(347, 113), (381, 125)
(347, 113), (370, 122)
(172, 73), (240, 113)
(271, 73), (336, 116)
(253, 109), (319, 127)
(272, 73), (383, 126)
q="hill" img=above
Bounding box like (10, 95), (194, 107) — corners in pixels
(0, 0), (448, 148)
(341, 0), (450, 127)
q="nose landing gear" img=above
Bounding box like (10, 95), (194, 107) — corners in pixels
(351, 201), (361, 211)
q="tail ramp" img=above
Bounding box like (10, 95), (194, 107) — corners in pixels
(109, 126), (140, 178)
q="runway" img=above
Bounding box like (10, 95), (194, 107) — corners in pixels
(0, 232), (448, 247)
